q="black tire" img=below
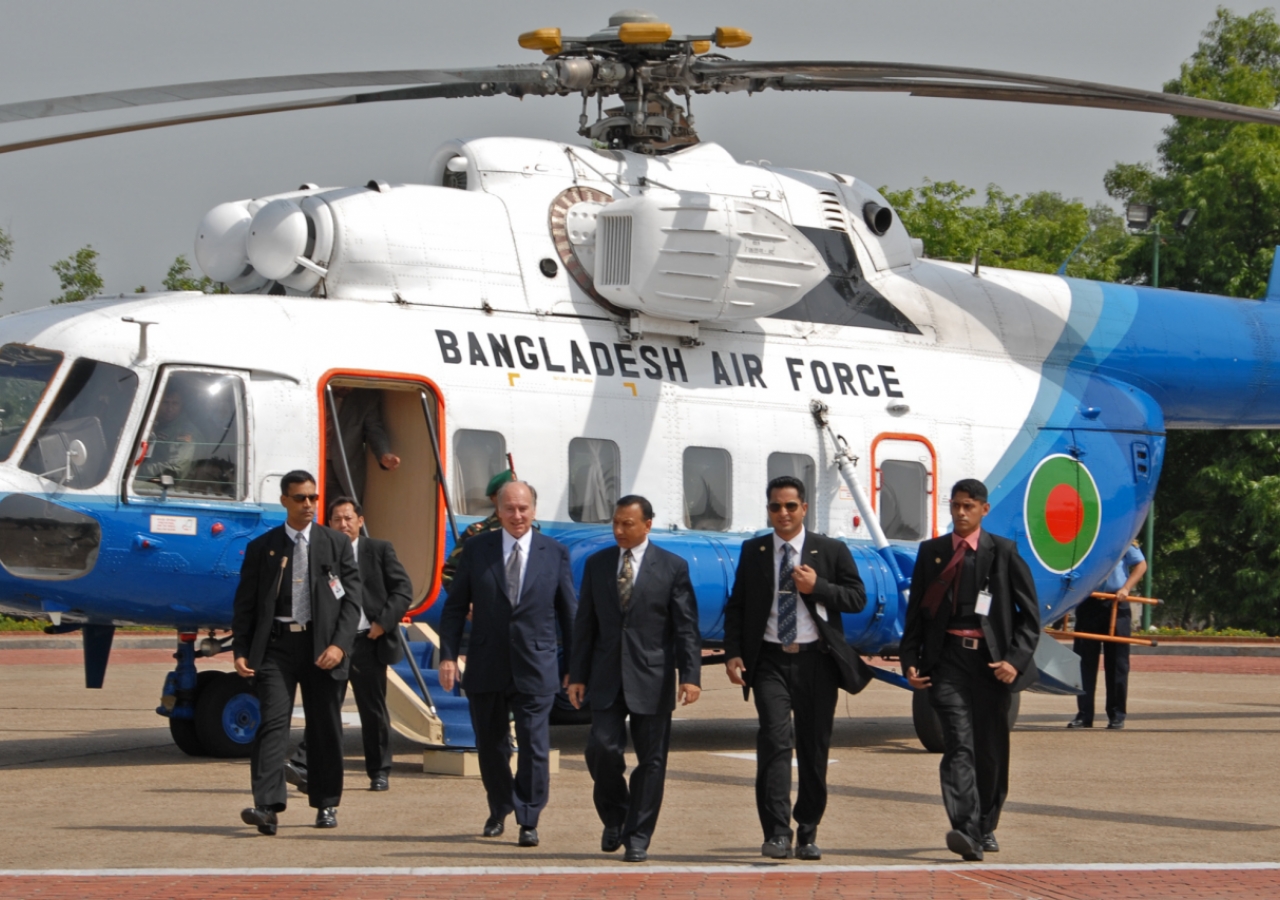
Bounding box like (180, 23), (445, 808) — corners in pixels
(911, 688), (946, 753)
(168, 670), (219, 757)
(195, 671), (259, 758)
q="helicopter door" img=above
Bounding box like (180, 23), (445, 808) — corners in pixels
(870, 433), (937, 541)
(320, 373), (446, 613)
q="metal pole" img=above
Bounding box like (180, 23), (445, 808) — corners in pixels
(419, 390), (459, 543)
(398, 624), (437, 717)
(1153, 220), (1161, 289)
(325, 385), (361, 511)
(1143, 504), (1155, 630)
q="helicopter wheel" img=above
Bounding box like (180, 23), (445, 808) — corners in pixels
(169, 670), (220, 757)
(195, 671), (259, 759)
(912, 688), (1024, 753)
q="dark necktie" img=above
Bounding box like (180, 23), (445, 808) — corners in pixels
(505, 541), (522, 607)
(922, 540), (970, 618)
(618, 549), (635, 611)
(778, 544), (798, 645)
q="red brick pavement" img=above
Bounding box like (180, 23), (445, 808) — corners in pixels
(2, 868), (1279, 900)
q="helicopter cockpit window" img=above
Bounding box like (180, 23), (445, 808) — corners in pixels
(453, 429), (506, 516)
(0, 344), (63, 462)
(130, 370), (247, 500)
(879, 459), (928, 541)
(568, 437), (620, 523)
(683, 446), (732, 532)
(18, 358), (138, 489)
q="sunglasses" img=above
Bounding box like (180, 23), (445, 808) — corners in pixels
(768, 501), (802, 513)
(288, 493), (320, 503)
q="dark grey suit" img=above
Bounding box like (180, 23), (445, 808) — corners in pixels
(326, 388), (393, 500)
(570, 541), (701, 851)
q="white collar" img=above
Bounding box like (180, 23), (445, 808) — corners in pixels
(773, 527), (806, 556)
(285, 521), (313, 543)
(502, 528), (533, 553)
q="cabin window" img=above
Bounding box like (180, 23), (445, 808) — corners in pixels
(879, 459), (928, 540)
(19, 358), (138, 489)
(130, 369), (247, 500)
(453, 429), (506, 515)
(0, 344), (63, 462)
(767, 452), (816, 531)
(568, 437), (620, 523)
(683, 446), (732, 531)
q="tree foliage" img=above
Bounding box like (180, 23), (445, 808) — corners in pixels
(882, 180), (1132, 281)
(161, 254), (226, 294)
(0, 225), (11, 302)
(50, 245), (104, 305)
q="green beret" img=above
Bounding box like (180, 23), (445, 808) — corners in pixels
(485, 469), (514, 497)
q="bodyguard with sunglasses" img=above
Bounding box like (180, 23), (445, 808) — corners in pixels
(232, 469), (363, 835)
(724, 476), (871, 860)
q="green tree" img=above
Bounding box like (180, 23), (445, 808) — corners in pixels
(50, 245), (104, 304)
(0, 225), (11, 302)
(162, 254), (226, 294)
(882, 180), (1131, 281)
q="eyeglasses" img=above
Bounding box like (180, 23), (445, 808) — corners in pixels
(768, 501), (802, 513)
(288, 493), (320, 503)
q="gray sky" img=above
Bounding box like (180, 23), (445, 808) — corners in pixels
(0, 0), (1264, 311)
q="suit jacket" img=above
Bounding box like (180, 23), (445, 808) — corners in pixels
(438, 528), (577, 696)
(231, 523), (364, 680)
(355, 536), (414, 666)
(723, 531), (873, 698)
(569, 542), (702, 716)
(329, 389), (393, 497)
(899, 530), (1042, 693)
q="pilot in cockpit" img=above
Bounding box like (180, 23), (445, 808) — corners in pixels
(137, 381), (207, 486)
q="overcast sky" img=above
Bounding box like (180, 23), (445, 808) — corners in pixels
(0, 0), (1265, 311)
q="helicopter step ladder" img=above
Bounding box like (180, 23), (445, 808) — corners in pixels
(387, 622), (478, 770)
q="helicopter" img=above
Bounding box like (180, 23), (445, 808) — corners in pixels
(1, 8), (1278, 756)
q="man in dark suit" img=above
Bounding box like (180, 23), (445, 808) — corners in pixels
(325, 386), (400, 500)
(232, 470), (363, 834)
(567, 495), (702, 863)
(438, 481), (577, 847)
(901, 478), (1040, 861)
(286, 496), (414, 793)
(723, 475), (871, 861)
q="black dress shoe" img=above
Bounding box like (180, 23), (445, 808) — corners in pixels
(624, 846), (648, 863)
(518, 826), (539, 847)
(370, 775), (389, 791)
(315, 807), (337, 828)
(240, 807), (278, 836)
(483, 816), (505, 837)
(601, 825), (622, 853)
(795, 842), (822, 860)
(1066, 717), (1092, 729)
(981, 832), (999, 853)
(946, 829), (984, 861)
(761, 836), (793, 859)
(284, 761), (309, 793)
(1107, 718), (1126, 730)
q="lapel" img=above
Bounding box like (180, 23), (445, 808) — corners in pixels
(486, 531), (511, 602)
(602, 545), (623, 610)
(798, 532), (825, 623)
(520, 532), (542, 604)
(975, 530), (996, 595)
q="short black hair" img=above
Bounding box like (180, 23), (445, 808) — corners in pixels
(616, 494), (654, 521)
(280, 470), (317, 495)
(951, 478), (989, 503)
(766, 475), (806, 503)
(328, 495), (363, 520)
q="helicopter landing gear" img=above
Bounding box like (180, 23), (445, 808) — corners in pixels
(159, 634), (259, 758)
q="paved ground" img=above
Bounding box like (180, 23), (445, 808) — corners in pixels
(0, 647), (1276, 898)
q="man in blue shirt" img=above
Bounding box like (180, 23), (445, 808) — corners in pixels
(1068, 543), (1147, 730)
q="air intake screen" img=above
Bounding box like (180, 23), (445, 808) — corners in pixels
(597, 215), (633, 286)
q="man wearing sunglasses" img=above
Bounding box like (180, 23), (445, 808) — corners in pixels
(232, 470), (363, 835)
(723, 475), (871, 861)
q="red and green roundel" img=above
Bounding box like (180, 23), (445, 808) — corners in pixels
(1023, 454), (1101, 574)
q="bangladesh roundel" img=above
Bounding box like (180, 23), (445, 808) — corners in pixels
(1023, 455), (1101, 574)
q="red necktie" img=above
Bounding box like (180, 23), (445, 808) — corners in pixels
(922, 541), (970, 619)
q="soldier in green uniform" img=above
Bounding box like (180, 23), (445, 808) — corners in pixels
(135, 384), (207, 488)
(441, 469), (513, 587)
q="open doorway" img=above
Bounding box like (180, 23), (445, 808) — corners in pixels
(319, 372), (447, 612)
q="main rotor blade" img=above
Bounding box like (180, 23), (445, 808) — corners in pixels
(0, 67), (548, 124)
(693, 59), (1280, 127)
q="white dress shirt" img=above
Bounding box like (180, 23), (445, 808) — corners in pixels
(764, 527), (819, 644)
(277, 521), (313, 622)
(616, 538), (650, 580)
(351, 537), (370, 632)
(502, 528), (534, 602)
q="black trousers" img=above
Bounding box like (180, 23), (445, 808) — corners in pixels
(1073, 603), (1131, 725)
(751, 643), (840, 841)
(292, 634), (392, 780)
(585, 696), (673, 851)
(468, 688), (555, 828)
(250, 628), (346, 811)
(927, 638), (1012, 843)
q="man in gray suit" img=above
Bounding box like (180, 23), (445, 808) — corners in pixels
(325, 386), (400, 501)
(568, 495), (702, 862)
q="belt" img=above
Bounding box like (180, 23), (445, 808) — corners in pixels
(764, 640), (822, 654)
(946, 632), (984, 650)
(271, 620), (310, 636)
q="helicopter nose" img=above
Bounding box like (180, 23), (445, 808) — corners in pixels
(0, 492), (101, 581)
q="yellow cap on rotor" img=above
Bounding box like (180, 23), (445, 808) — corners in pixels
(714, 27), (752, 48)
(518, 27), (563, 54)
(691, 40), (712, 54)
(618, 22), (674, 44)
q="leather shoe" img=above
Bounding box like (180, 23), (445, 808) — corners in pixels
(240, 807), (278, 836)
(601, 825), (622, 853)
(946, 829), (984, 861)
(370, 775), (389, 792)
(482, 816), (505, 837)
(1107, 718), (1126, 730)
(981, 832), (999, 853)
(1066, 717), (1092, 729)
(315, 807), (337, 828)
(284, 761), (309, 793)
(518, 826), (539, 847)
(761, 836), (793, 859)
(624, 846), (648, 863)
(795, 842), (822, 860)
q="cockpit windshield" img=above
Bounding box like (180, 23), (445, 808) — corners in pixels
(0, 344), (63, 462)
